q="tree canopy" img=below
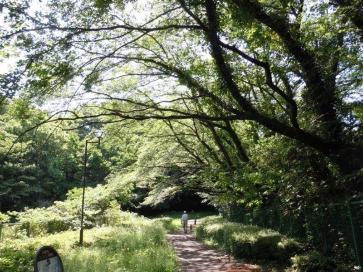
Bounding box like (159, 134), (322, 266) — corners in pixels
(0, 0), (362, 207)
(0, 0), (363, 217)
(1, 0), (363, 174)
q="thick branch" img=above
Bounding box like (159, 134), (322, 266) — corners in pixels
(192, 120), (224, 166)
(219, 40), (299, 128)
(231, 0), (341, 139)
(223, 121), (249, 162)
(204, 122), (235, 170)
(205, 0), (256, 113)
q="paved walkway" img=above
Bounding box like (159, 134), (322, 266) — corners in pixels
(167, 221), (261, 272)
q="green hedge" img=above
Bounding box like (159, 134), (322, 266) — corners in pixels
(196, 216), (301, 262)
(290, 251), (352, 272)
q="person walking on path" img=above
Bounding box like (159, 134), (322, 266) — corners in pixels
(181, 211), (188, 233)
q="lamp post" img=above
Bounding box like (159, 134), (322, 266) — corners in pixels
(79, 133), (102, 246)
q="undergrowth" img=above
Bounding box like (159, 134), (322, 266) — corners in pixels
(0, 212), (178, 272)
(196, 216), (301, 263)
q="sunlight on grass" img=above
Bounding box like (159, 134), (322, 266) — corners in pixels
(196, 216), (301, 262)
(64, 227), (177, 272)
(0, 214), (178, 272)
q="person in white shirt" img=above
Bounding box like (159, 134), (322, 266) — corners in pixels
(181, 211), (188, 233)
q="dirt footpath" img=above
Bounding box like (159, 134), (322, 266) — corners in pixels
(167, 230), (261, 272)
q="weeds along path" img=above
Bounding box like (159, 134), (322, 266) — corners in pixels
(167, 221), (261, 272)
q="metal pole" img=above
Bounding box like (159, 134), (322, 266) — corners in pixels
(79, 136), (101, 246)
(79, 140), (88, 246)
(347, 201), (361, 267)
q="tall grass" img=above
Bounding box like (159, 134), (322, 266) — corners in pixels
(0, 213), (178, 272)
(64, 224), (176, 272)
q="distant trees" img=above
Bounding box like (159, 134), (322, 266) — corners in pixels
(0, 99), (111, 211)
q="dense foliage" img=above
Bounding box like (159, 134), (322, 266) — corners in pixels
(1, 0), (362, 172)
(0, 99), (112, 211)
(0, 99), (81, 210)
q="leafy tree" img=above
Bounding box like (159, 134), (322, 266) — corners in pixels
(0, 99), (82, 210)
(1, 0), (362, 174)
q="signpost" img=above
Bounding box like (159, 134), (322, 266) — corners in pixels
(34, 246), (63, 272)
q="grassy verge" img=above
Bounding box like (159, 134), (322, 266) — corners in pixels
(196, 216), (303, 271)
(0, 213), (178, 272)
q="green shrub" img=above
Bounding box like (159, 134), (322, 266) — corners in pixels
(290, 251), (352, 272)
(151, 217), (178, 233)
(0, 212), (10, 223)
(231, 232), (281, 259)
(196, 216), (301, 262)
(12, 207), (74, 236)
(5, 191), (126, 238)
(277, 238), (301, 259)
(103, 201), (123, 226)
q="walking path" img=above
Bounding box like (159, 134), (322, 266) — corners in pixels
(167, 220), (261, 272)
